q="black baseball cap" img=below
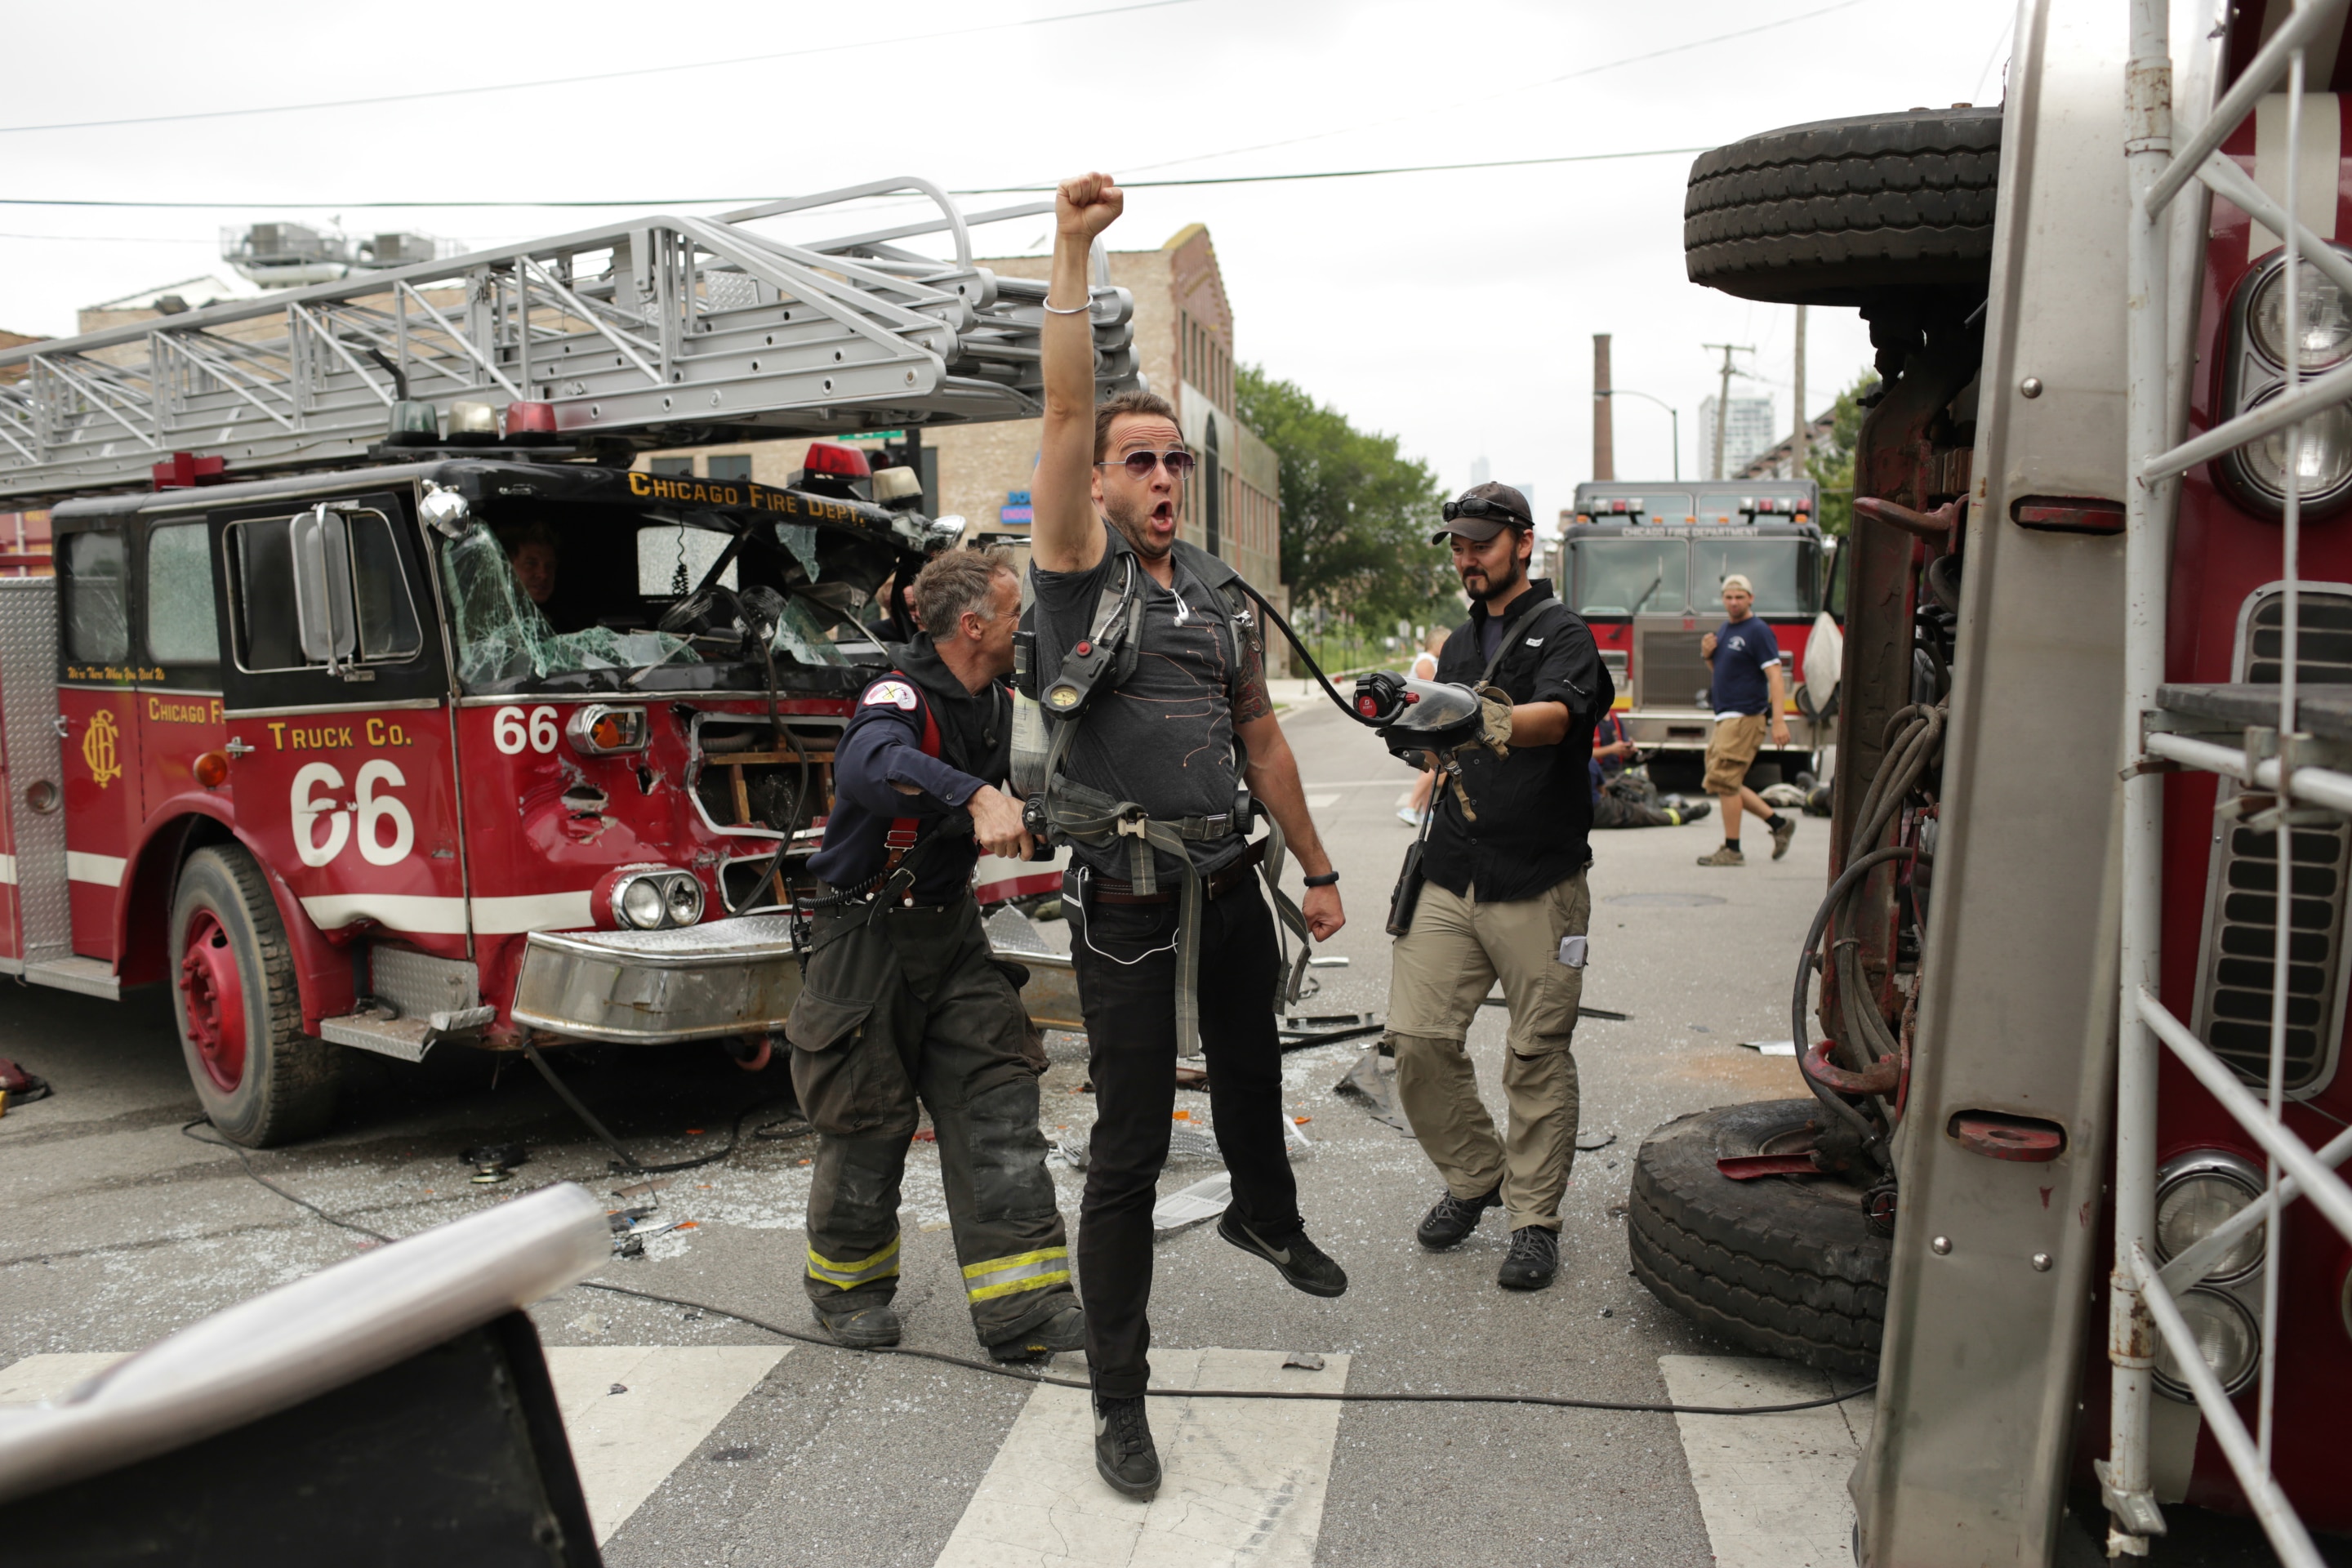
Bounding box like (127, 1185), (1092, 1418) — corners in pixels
(1432, 482), (1533, 543)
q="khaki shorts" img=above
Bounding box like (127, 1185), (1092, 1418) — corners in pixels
(1704, 712), (1769, 795)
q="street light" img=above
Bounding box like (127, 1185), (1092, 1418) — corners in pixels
(1598, 389), (1681, 481)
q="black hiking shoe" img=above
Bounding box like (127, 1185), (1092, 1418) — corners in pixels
(1217, 1212), (1348, 1297)
(1416, 1185), (1501, 1250)
(987, 1298), (1086, 1364)
(811, 1302), (901, 1348)
(1094, 1394), (1161, 1497)
(1497, 1226), (1560, 1290)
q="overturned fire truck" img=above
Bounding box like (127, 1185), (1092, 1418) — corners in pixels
(0, 181), (1126, 1147)
(1628, 0), (2352, 1561)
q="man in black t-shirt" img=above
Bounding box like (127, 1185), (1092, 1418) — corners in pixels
(1383, 483), (1614, 1294)
(1031, 172), (1348, 1501)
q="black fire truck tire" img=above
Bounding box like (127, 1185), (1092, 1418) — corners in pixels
(169, 845), (342, 1148)
(1684, 106), (2002, 305)
(1628, 1098), (1888, 1381)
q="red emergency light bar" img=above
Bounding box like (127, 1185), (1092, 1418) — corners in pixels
(804, 441), (871, 479)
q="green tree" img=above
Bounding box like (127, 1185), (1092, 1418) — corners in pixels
(1806, 372), (1877, 537)
(1236, 365), (1456, 628)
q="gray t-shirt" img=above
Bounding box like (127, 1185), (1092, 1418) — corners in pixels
(1030, 527), (1267, 880)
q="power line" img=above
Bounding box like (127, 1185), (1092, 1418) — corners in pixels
(0, 0), (1200, 136)
(0, 144), (1712, 212)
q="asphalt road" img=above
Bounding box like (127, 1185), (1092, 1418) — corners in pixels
(1, 691), (1866, 1566)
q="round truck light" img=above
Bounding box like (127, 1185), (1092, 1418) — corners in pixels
(2229, 386), (2352, 512)
(2250, 260), (2352, 371)
(2152, 1286), (2261, 1401)
(617, 877), (668, 930)
(663, 873), (705, 928)
(2155, 1165), (2265, 1282)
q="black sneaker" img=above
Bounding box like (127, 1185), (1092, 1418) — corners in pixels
(1415, 1185), (1501, 1250)
(1497, 1226), (1560, 1290)
(987, 1298), (1085, 1364)
(811, 1301), (901, 1348)
(1094, 1394), (1161, 1497)
(1217, 1211), (1348, 1297)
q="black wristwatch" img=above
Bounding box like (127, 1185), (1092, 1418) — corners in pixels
(1303, 871), (1340, 888)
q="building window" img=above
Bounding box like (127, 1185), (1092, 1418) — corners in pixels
(707, 455), (752, 482)
(648, 457), (695, 478)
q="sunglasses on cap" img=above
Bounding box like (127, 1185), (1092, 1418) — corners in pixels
(1094, 448), (1197, 479)
(1441, 496), (1530, 526)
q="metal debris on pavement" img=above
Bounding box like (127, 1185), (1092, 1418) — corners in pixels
(1334, 1047), (1413, 1134)
(1152, 1172), (1232, 1235)
(1739, 1040), (1798, 1056)
(1575, 1130), (1617, 1152)
(1283, 1352), (1328, 1370)
(1278, 1011), (1385, 1049)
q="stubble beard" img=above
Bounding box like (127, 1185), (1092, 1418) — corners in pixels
(1103, 493), (1175, 562)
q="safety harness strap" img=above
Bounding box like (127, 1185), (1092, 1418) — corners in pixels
(881, 670), (944, 874)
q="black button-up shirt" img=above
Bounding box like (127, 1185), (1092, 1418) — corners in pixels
(1419, 580), (1614, 903)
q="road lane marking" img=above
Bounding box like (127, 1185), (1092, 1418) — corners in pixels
(1658, 1355), (1875, 1568)
(933, 1346), (1348, 1568)
(2, 1344), (786, 1545)
(1305, 793), (1341, 809)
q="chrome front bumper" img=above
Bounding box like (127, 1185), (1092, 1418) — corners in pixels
(1619, 708), (1821, 751)
(510, 908), (1081, 1044)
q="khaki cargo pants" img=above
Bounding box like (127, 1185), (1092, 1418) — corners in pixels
(1385, 871), (1588, 1232)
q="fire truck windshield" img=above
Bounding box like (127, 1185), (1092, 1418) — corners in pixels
(1568, 538), (1690, 617)
(1692, 538), (1815, 616)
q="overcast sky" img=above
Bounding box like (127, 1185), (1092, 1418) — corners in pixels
(2, 0), (2018, 518)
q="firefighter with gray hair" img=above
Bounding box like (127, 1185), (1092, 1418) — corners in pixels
(785, 546), (1084, 1365)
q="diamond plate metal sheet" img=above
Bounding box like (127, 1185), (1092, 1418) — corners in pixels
(0, 578), (69, 964)
(369, 942), (479, 1020)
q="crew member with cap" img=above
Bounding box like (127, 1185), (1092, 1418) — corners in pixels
(787, 547), (1085, 1365)
(1695, 573), (1796, 866)
(1383, 482), (1613, 1292)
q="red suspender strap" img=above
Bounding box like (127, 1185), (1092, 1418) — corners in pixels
(882, 675), (944, 871)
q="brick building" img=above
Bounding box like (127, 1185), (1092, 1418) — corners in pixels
(640, 224), (1287, 629)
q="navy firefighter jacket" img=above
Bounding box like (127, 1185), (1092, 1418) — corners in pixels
(805, 635), (1013, 903)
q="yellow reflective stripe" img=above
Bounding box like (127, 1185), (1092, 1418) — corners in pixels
(806, 1236), (901, 1287)
(961, 1247), (1071, 1302)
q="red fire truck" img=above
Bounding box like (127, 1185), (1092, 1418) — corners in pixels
(1629, 2), (2352, 1560)
(1560, 478), (1829, 788)
(0, 184), (1125, 1146)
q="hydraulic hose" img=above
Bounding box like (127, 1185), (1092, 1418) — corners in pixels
(1789, 844), (1914, 1167)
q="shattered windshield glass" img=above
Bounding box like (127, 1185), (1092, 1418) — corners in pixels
(440, 522), (700, 690)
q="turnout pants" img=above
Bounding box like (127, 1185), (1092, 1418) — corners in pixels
(1384, 871), (1588, 1232)
(785, 896), (1074, 1346)
(1069, 878), (1298, 1400)
(1592, 773), (1677, 830)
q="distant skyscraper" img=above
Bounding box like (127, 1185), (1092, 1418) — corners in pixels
(1470, 456), (1491, 487)
(1699, 395), (1775, 479)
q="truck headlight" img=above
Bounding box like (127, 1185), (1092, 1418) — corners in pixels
(610, 868), (705, 930)
(2249, 261), (2352, 371)
(2228, 386), (2352, 510)
(2153, 1287), (2261, 1400)
(2155, 1150), (2267, 1281)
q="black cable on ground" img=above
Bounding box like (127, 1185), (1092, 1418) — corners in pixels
(185, 1116), (1873, 1419)
(515, 1042), (792, 1175)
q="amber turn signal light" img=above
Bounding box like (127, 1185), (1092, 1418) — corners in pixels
(193, 750), (231, 788)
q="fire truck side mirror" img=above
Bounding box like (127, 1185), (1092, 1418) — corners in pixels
(290, 504), (358, 668)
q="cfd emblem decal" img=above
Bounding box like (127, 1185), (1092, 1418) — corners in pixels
(82, 709), (122, 789)
(863, 679), (919, 710)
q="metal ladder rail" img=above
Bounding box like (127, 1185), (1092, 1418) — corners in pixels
(0, 179), (1138, 499)
(2113, 2), (2352, 1562)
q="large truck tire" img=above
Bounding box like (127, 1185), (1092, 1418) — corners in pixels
(1628, 1099), (1888, 1381)
(1685, 107), (2002, 305)
(169, 845), (341, 1147)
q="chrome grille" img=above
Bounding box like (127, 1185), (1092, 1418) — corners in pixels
(1633, 626), (1711, 710)
(2200, 822), (2347, 1094)
(2244, 590), (2352, 684)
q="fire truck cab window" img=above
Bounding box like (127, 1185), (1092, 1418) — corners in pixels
(1695, 539), (1817, 617)
(145, 522), (220, 666)
(63, 530), (129, 664)
(1569, 538), (1690, 617)
(228, 510), (421, 673)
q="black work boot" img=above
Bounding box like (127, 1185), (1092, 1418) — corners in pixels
(987, 1298), (1086, 1364)
(811, 1301), (902, 1348)
(1415, 1185), (1502, 1250)
(1497, 1226), (1560, 1290)
(1094, 1393), (1161, 1497)
(1217, 1211), (1348, 1297)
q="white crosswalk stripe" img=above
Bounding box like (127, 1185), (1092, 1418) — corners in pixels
(1, 1345), (785, 1547)
(1659, 1355), (1876, 1568)
(933, 1347), (1350, 1568)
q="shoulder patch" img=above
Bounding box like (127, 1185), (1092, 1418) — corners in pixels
(1524, 636), (1546, 647)
(863, 679), (920, 710)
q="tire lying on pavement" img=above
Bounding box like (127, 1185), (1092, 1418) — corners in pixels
(1628, 1098), (1889, 1382)
(1684, 106), (2002, 306)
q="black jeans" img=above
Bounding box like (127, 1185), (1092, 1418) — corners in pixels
(1068, 876), (1300, 1399)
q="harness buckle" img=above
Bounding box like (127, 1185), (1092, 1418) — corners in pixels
(1115, 807), (1151, 839)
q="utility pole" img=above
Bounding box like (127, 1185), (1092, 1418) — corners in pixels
(1792, 306), (1809, 482)
(1592, 334), (1615, 482)
(1701, 341), (1755, 479)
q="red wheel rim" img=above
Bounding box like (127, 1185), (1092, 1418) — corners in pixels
(180, 910), (247, 1093)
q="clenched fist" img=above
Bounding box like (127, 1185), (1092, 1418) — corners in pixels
(1056, 172), (1124, 241)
